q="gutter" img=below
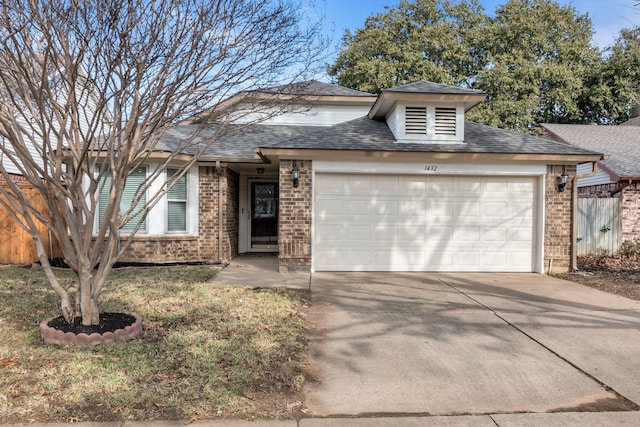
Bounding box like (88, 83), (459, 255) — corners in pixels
(572, 162), (599, 271)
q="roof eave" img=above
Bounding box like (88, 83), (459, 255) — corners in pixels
(368, 92), (487, 119)
(259, 147), (603, 164)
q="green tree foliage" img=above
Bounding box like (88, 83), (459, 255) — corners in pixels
(327, 0), (489, 94)
(468, 0), (600, 133)
(328, 0), (625, 133)
(579, 28), (640, 124)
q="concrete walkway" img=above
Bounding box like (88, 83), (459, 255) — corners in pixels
(8, 411), (640, 426)
(6, 257), (640, 426)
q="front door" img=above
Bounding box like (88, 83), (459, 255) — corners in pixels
(250, 181), (278, 250)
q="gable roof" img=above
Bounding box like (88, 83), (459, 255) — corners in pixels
(186, 80), (376, 124)
(258, 80), (376, 98)
(541, 123), (640, 179)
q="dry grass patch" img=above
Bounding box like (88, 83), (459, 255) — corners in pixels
(0, 266), (309, 423)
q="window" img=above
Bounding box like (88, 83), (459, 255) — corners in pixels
(98, 166), (147, 233)
(166, 168), (187, 232)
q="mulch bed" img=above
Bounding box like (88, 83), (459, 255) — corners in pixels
(560, 254), (640, 301)
(47, 312), (136, 335)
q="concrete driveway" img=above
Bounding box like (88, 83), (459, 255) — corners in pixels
(304, 273), (640, 417)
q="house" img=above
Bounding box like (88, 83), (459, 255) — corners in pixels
(117, 80), (602, 274)
(0, 64), (106, 264)
(541, 123), (640, 243)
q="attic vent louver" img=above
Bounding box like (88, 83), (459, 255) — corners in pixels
(405, 106), (427, 134)
(435, 107), (456, 135)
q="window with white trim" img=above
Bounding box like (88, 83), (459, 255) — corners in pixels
(98, 166), (147, 233)
(166, 168), (187, 232)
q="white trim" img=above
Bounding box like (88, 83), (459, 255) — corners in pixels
(536, 175), (546, 274)
(312, 168), (545, 273)
(313, 160), (547, 176)
(240, 175), (280, 253)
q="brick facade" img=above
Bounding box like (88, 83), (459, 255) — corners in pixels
(278, 159), (312, 272)
(0, 173), (30, 184)
(544, 164), (575, 273)
(621, 184), (640, 242)
(119, 161), (578, 274)
(121, 166), (239, 264)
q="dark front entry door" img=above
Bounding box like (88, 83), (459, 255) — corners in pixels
(251, 182), (278, 250)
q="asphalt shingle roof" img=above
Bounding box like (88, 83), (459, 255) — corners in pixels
(159, 118), (601, 160)
(258, 80), (376, 98)
(158, 123), (322, 159)
(542, 123), (640, 178)
(383, 81), (485, 96)
(264, 117), (601, 156)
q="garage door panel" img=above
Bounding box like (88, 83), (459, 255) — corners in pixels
(452, 227), (481, 242)
(509, 202), (533, 218)
(485, 202), (508, 217)
(511, 252), (534, 267)
(371, 176), (400, 194)
(426, 226), (453, 241)
(314, 173), (537, 272)
(484, 227), (507, 242)
(399, 226), (427, 241)
(454, 201), (481, 217)
(485, 179), (509, 193)
(426, 200), (454, 216)
(346, 226), (371, 241)
(426, 176), (454, 194)
(371, 199), (399, 216)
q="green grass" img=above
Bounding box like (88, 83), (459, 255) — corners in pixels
(0, 266), (309, 423)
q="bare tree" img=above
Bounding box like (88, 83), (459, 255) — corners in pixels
(0, 0), (324, 325)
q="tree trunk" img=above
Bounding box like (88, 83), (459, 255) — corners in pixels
(78, 266), (100, 325)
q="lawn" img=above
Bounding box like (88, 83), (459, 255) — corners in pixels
(0, 265), (310, 423)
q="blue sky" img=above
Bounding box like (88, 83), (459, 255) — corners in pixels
(319, 0), (639, 61)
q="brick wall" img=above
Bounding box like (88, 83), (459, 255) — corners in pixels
(121, 165), (238, 264)
(120, 236), (203, 263)
(578, 183), (622, 198)
(196, 166), (218, 261)
(222, 168), (239, 260)
(278, 159), (312, 272)
(0, 173), (29, 184)
(544, 164), (575, 273)
(621, 183), (640, 242)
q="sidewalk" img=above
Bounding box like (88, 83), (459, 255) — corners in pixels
(8, 412), (640, 426)
(210, 255), (310, 289)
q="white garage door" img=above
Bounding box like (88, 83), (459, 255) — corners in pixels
(314, 174), (537, 272)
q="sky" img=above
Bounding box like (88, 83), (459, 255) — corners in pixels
(319, 0), (640, 63)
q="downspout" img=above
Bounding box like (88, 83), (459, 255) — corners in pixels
(216, 161), (224, 263)
(571, 162), (599, 271)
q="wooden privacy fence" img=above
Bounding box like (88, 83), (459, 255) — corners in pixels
(577, 198), (622, 256)
(0, 185), (63, 264)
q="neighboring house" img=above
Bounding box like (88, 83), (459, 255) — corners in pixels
(115, 80), (602, 274)
(541, 123), (640, 243)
